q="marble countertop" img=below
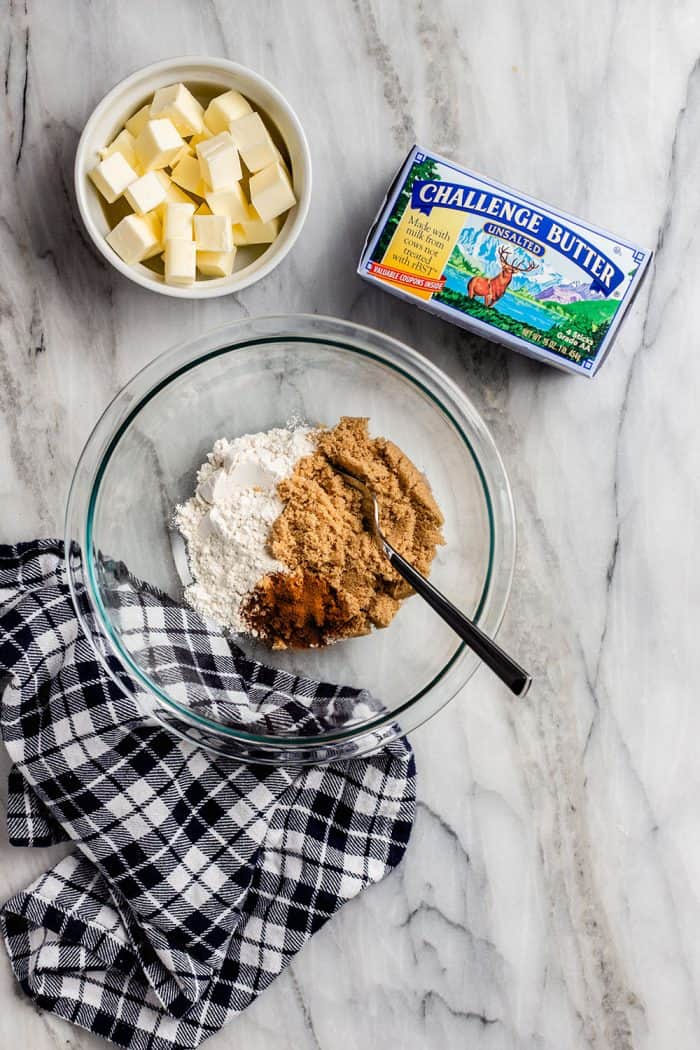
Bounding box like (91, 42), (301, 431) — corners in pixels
(1, 1), (697, 1048)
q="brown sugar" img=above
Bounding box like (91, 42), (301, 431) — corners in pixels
(242, 417), (445, 649)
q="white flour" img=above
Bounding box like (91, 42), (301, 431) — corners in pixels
(174, 426), (316, 631)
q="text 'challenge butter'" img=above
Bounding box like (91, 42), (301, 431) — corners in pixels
(359, 147), (652, 376)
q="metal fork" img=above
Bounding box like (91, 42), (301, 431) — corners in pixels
(335, 467), (532, 697)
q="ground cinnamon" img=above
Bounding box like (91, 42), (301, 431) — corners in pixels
(242, 570), (355, 649)
(242, 417), (445, 649)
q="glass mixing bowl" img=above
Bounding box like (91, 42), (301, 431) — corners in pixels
(65, 315), (516, 763)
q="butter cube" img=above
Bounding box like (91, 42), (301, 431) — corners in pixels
(170, 154), (206, 197)
(134, 119), (184, 171)
(228, 112), (277, 173)
(189, 129), (213, 149)
(196, 133), (242, 190)
(249, 162), (296, 222)
(197, 249), (236, 277)
(142, 211), (164, 257)
(106, 213), (161, 264)
(99, 129), (140, 172)
(164, 238), (196, 285)
(196, 132), (232, 158)
(204, 90), (252, 135)
(163, 202), (195, 240)
(88, 152), (139, 203)
(168, 142), (195, 168)
(233, 213), (281, 245)
(154, 171), (196, 205)
(124, 170), (167, 215)
(195, 201), (212, 216)
(196, 133), (241, 169)
(199, 147), (242, 191)
(194, 214), (233, 252)
(205, 183), (250, 223)
(125, 103), (151, 137)
(150, 83), (204, 136)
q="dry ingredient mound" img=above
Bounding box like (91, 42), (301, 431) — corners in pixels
(174, 426), (317, 632)
(242, 416), (445, 648)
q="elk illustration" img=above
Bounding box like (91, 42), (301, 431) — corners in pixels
(467, 246), (537, 307)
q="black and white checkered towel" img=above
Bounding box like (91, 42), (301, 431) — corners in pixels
(0, 540), (415, 1049)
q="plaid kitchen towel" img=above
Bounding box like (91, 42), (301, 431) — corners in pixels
(0, 540), (415, 1050)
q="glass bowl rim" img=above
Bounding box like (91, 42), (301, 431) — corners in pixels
(65, 314), (516, 750)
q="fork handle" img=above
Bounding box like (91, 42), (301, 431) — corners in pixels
(384, 543), (532, 697)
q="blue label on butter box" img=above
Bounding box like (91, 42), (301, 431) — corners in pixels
(359, 147), (652, 376)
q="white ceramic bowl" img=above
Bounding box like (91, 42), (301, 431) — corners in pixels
(74, 56), (312, 298)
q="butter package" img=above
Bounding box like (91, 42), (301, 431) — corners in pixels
(358, 147), (652, 376)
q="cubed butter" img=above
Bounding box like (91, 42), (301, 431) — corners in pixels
(164, 238), (196, 285)
(88, 152), (139, 203)
(99, 129), (140, 172)
(196, 133), (242, 190)
(134, 119), (184, 171)
(228, 112), (277, 173)
(200, 146), (242, 191)
(106, 213), (161, 264)
(196, 132), (233, 158)
(125, 103), (151, 138)
(205, 183), (250, 223)
(124, 170), (168, 215)
(194, 214), (233, 252)
(150, 83), (204, 136)
(231, 224), (248, 246)
(204, 90), (252, 135)
(168, 142), (195, 168)
(189, 129), (213, 149)
(233, 213), (281, 245)
(91, 83), (285, 283)
(163, 202), (195, 240)
(142, 211), (163, 256)
(154, 170), (196, 205)
(197, 249), (236, 277)
(249, 162), (296, 222)
(170, 154), (207, 196)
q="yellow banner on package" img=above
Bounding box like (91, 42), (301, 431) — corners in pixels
(373, 206), (465, 301)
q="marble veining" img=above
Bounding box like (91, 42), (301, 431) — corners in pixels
(1, 1), (699, 1047)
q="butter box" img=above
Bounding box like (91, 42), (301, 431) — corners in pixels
(358, 147), (652, 376)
